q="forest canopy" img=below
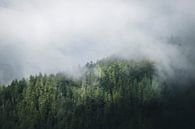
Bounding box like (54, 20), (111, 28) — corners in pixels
(0, 57), (194, 129)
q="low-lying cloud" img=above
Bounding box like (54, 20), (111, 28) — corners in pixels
(0, 0), (195, 84)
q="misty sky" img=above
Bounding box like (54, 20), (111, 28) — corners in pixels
(0, 0), (195, 84)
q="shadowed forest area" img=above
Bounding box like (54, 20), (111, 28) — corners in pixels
(0, 57), (195, 129)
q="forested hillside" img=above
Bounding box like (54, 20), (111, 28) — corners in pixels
(0, 58), (194, 129)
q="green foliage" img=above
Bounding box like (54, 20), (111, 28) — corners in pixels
(0, 57), (192, 129)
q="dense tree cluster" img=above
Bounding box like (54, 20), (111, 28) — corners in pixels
(0, 57), (194, 129)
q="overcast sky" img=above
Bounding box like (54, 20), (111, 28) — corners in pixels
(0, 0), (195, 84)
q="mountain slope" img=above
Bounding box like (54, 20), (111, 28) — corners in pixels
(0, 57), (194, 129)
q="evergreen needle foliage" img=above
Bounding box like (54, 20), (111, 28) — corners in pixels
(0, 57), (194, 129)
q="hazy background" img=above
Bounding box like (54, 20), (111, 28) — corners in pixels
(0, 0), (195, 84)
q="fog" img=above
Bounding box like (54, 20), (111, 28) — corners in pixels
(0, 0), (195, 84)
